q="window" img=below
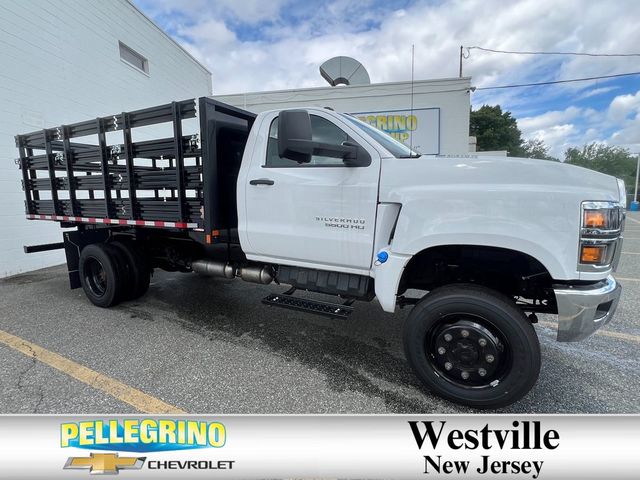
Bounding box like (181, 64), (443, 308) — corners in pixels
(119, 41), (149, 74)
(341, 114), (421, 158)
(266, 115), (353, 167)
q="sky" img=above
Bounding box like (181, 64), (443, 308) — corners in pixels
(134, 0), (640, 158)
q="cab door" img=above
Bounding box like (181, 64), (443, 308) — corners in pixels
(241, 110), (380, 272)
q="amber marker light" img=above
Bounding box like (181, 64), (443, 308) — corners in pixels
(583, 210), (607, 229)
(580, 245), (605, 264)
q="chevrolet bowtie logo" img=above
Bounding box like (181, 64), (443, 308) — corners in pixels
(64, 453), (146, 475)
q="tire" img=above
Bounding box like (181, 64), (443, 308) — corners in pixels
(78, 244), (122, 308)
(403, 284), (540, 409)
(110, 241), (150, 301)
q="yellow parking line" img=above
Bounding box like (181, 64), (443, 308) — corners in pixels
(626, 216), (640, 225)
(0, 329), (185, 414)
(538, 321), (640, 344)
(623, 251), (640, 255)
(617, 276), (640, 282)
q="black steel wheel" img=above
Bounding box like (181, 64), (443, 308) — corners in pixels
(79, 244), (121, 308)
(403, 284), (540, 409)
(111, 240), (150, 301)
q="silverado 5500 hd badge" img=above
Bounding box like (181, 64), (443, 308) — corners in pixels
(316, 216), (366, 230)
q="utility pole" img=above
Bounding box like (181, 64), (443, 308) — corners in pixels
(459, 45), (463, 77)
(634, 153), (640, 203)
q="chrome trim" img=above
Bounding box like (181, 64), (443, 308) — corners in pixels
(617, 178), (627, 209)
(582, 200), (620, 210)
(612, 236), (624, 271)
(554, 275), (622, 342)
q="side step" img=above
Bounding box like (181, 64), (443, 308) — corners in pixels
(262, 293), (354, 319)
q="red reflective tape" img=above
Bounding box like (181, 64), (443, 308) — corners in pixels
(25, 214), (195, 229)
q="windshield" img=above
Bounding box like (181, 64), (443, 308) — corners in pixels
(341, 114), (421, 158)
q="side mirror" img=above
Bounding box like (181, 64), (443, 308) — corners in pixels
(278, 110), (313, 163)
(342, 141), (371, 167)
(278, 110), (372, 167)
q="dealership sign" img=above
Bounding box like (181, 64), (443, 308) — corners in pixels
(354, 107), (440, 154)
(0, 415), (638, 478)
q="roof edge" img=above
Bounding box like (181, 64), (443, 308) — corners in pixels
(215, 76), (472, 98)
(125, 0), (212, 77)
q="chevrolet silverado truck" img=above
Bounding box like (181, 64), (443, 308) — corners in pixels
(15, 97), (625, 408)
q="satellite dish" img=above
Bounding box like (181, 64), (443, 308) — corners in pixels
(320, 56), (371, 86)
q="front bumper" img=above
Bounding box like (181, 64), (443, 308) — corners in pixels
(554, 276), (622, 342)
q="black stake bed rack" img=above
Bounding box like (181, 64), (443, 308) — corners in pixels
(15, 97), (256, 241)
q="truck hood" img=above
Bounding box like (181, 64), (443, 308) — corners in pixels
(378, 154), (621, 282)
(379, 155), (620, 204)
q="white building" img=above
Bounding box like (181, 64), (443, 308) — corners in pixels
(214, 77), (472, 155)
(0, 0), (211, 277)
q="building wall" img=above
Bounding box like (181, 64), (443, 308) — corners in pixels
(213, 77), (471, 155)
(0, 0), (212, 277)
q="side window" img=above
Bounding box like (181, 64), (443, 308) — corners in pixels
(265, 114), (354, 167)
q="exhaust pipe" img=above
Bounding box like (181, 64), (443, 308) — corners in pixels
(191, 259), (235, 279)
(237, 265), (274, 284)
(191, 260), (273, 284)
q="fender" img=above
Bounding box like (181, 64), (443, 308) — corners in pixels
(372, 235), (563, 313)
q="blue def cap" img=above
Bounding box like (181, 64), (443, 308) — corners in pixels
(377, 251), (389, 263)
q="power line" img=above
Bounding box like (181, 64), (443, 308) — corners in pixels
(475, 71), (640, 91)
(467, 46), (640, 57)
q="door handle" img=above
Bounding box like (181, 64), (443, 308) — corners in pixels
(249, 178), (275, 186)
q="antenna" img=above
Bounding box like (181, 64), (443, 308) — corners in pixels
(409, 44), (415, 153)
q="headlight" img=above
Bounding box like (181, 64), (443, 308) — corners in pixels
(579, 201), (623, 270)
(581, 201), (623, 232)
(617, 178), (627, 209)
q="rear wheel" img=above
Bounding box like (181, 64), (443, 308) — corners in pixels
(110, 240), (150, 301)
(403, 284), (540, 409)
(79, 244), (122, 307)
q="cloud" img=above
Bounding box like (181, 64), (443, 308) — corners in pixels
(577, 86), (619, 100)
(519, 106), (583, 133)
(518, 89), (640, 157)
(608, 90), (640, 123)
(133, 0), (640, 154)
(137, 0), (639, 93)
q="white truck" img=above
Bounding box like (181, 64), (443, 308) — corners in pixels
(16, 97), (625, 408)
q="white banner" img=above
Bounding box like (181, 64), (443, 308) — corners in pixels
(353, 108), (441, 154)
(0, 415), (637, 479)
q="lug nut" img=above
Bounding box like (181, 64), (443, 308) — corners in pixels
(486, 354), (495, 363)
(478, 338), (487, 347)
(444, 362), (453, 371)
(461, 330), (469, 338)
(478, 368), (487, 377)
(437, 347), (446, 355)
(461, 371), (470, 380)
(444, 334), (453, 342)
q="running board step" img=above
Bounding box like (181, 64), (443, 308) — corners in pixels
(262, 293), (354, 318)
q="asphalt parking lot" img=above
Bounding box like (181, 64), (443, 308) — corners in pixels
(1, 213), (639, 414)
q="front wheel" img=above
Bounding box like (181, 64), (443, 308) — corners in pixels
(403, 284), (540, 409)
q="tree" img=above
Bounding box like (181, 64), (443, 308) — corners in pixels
(470, 105), (524, 156)
(565, 143), (637, 193)
(521, 138), (559, 161)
